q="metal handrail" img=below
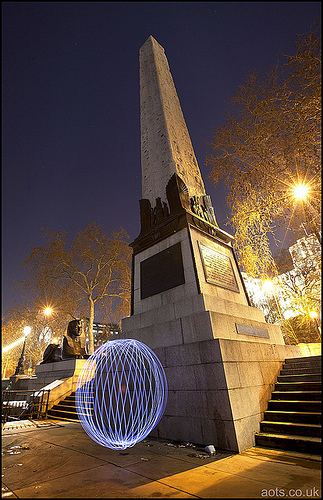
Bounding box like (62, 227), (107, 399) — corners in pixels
(2, 389), (50, 424)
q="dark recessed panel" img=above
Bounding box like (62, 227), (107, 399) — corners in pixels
(140, 242), (185, 299)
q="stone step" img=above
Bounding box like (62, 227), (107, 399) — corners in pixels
(64, 396), (93, 402)
(278, 373), (321, 383)
(283, 361), (321, 370)
(59, 399), (76, 406)
(281, 367), (321, 375)
(264, 410), (321, 424)
(58, 402), (77, 411)
(256, 356), (322, 455)
(255, 432), (321, 455)
(47, 414), (79, 423)
(260, 420), (321, 437)
(271, 391), (321, 401)
(275, 381), (321, 392)
(284, 356), (321, 364)
(47, 408), (80, 421)
(267, 399), (321, 412)
(47, 391), (94, 422)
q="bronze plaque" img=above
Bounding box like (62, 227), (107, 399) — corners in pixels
(198, 242), (239, 292)
(140, 242), (185, 299)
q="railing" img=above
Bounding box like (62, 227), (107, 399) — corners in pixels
(2, 389), (50, 424)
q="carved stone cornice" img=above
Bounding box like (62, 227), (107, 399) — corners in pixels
(131, 173), (233, 254)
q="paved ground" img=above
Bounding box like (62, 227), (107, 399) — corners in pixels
(2, 419), (321, 498)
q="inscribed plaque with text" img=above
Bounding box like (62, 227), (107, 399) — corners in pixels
(198, 242), (239, 292)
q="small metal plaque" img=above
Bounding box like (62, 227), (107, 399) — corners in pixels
(236, 323), (269, 338)
(140, 242), (185, 299)
(198, 242), (239, 292)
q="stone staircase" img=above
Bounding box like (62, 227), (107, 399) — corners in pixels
(255, 355), (321, 455)
(47, 392), (79, 422)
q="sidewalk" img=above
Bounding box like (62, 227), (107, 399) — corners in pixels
(2, 419), (321, 498)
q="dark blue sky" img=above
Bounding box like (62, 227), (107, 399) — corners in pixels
(2, 2), (321, 314)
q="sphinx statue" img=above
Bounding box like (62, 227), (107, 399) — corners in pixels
(62, 319), (88, 359)
(40, 319), (88, 364)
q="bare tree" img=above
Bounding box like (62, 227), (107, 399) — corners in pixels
(21, 223), (132, 354)
(206, 23), (321, 278)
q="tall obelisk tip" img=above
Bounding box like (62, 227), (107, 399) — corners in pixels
(140, 34), (205, 206)
(140, 35), (162, 51)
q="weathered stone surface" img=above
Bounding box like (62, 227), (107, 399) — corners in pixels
(140, 36), (205, 208)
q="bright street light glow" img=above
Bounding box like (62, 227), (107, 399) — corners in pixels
(24, 326), (31, 336)
(292, 184), (309, 200)
(3, 326), (31, 353)
(309, 311), (318, 319)
(262, 279), (275, 294)
(3, 336), (25, 353)
(44, 307), (53, 316)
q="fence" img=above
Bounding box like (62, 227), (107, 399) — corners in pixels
(2, 389), (50, 424)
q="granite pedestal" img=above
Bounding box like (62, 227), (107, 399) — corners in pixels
(122, 226), (303, 452)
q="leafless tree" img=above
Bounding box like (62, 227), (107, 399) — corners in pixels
(206, 23), (321, 278)
(21, 223), (132, 354)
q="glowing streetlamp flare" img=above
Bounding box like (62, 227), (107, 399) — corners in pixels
(292, 184), (309, 200)
(3, 337), (25, 353)
(262, 279), (275, 294)
(44, 307), (53, 316)
(24, 326), (31, 336)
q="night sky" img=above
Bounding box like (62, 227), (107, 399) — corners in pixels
(2, 2), (321, 315)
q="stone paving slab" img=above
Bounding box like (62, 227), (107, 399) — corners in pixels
(2, 420), (321, 498)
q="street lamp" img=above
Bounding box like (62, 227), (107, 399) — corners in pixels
(41, 305), (62, 345)
(309, 311), (321, 340)
(13, 326), (31, 376)
(292, 183), (321, 245)
(292, 184), (310, 200)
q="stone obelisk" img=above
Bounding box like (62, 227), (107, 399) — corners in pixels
(122, 36), (302, 452)
(140, 36), (205, 207)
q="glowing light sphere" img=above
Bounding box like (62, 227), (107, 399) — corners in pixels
(75, 339), (168, 450)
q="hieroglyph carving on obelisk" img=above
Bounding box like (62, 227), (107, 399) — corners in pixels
(140, 36), (206, 207)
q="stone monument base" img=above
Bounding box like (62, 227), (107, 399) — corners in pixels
(149, 338), (302, 452)
(122, 223), (304, 452)
(32, 359), (86, 390)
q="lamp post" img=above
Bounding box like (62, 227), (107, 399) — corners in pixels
(292, 183), (321, 246)
(13, 326), (31, 376)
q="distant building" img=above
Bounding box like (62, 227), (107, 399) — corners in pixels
(80, 322), (121, 349)
(242, 233), (321, 321)
(92, 322), (121, 347)
(288, 234), (321, 271)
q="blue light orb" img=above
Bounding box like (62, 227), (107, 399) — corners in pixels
(75, 339), (168, 450)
